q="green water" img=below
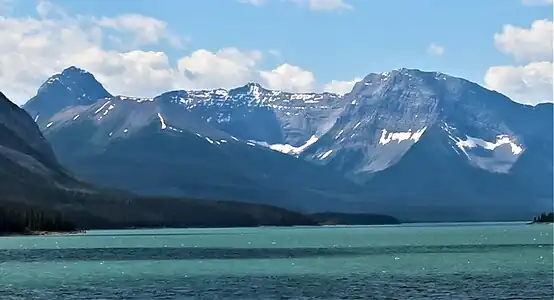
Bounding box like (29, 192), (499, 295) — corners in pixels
(1, 223), (552, 299)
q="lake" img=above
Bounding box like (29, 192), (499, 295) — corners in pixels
(0, 223), (552, 299)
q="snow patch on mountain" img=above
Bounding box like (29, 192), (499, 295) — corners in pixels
(118, 96), (153, 103)
(157, 113), (167, 130)
(94, 101), (111, 114)
(379, 127), (427, 145)
(250, 135), (319, 155)
(441, 122), (524, 158)
(319, 149), (333, 160)
(455, 135), (523, 156)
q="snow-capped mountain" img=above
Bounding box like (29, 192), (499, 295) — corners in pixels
(155, 82), (344, 148)
(301, 69), (540, 175)
(299, 69), (552, 220)
(1, 91), (320, 228)
(22, 66), (553, 221)
(25, 66), (112, 125)
(23, 68), (366, 213)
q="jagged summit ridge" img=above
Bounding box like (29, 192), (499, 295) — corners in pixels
(25, 66), (112, 125)
(20, 66), (554, 221)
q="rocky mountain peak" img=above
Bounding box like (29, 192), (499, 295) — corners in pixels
(25, 66), (112, 124)
(17, 66), (553, 221)
(228, 82), (269, 99)
(61, 65), (90, 76)
(37, 66), (109, 96)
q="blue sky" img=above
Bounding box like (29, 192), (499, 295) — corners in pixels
(1, 0), (552, 104)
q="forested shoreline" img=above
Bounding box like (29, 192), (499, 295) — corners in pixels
(532, 212), (554, 223)
(0, 198), (403, 235)
(0, 203), (77, 235)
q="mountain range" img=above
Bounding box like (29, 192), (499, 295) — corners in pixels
(22, 66), (553, 221)
(0, 90), (323, 229)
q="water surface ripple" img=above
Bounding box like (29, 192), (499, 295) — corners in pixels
(0, 224), (552, 299)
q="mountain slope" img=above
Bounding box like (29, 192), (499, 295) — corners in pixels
(23, 67), (553, 221)
(25, 66), (112, 124)
(0, 91), (95, 204)
(24, 69), (368, 213)
(299, 69), (553, 220)
(155, 83), (345, 150)
(0, 91), (320, 228)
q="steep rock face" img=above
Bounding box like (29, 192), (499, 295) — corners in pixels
(0, 91), (58, 167)
(298, 69), (552, 220)
(2, 91), (323, 229)
(156, 83), (345, 148)
(0, 91), (89, 204)
(32, 81), (366, 213)
(23, 66), (553, 221)
(24, 67), (112, 125)
(302, 69), (530, 176)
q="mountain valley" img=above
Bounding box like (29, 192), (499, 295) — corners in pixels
(20, 66), (554, 221)
(0, 91), (330, 231)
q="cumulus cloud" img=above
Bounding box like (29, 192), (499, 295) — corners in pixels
(238, 0), (353, 11)
(323, 77), (361, 94)
(0, 2), (184, 101)
(494, 19), (553, 62)
(1, 1), (341, 104)
(177, 48), (263, 89)
(261, 64), (316, 92)
(485, 20), (553, 104)
(485, 61), (553, 105)
(427, 43), (445, 56)
(94, 14), (186, 48)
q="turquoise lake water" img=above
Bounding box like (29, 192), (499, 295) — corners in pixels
(1, 223), (552, 299)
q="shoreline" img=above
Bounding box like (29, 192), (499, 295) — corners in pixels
(3, 220), (550, 236)
(0, 230), (86, 237)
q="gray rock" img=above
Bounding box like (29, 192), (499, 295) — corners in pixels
(22, 67), (553, 221)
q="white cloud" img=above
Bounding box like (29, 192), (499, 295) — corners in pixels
(238, 0), (353, 11)
(1, 1), (341, 104)
(521, 0), (553, 5)
(261, 64), (316, 92)
(427, 43), (445, 56)
(0, 2), (187, 101)
(494, 19), (553, 62)
(485, 19), (553, 105)
(176, 48), (263, 89)
(485, 61), (553, 105)
(323, 77), (361, 94)
(36, 0), (65, 18)
(94, 14), (186, 48)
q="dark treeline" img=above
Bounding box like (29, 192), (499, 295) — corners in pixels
(533, 212), (554, 223)
(309, 212), (400, 225)
(0, 203), (77, 234)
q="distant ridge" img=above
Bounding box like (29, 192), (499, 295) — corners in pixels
(20, 66), (553, 221)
